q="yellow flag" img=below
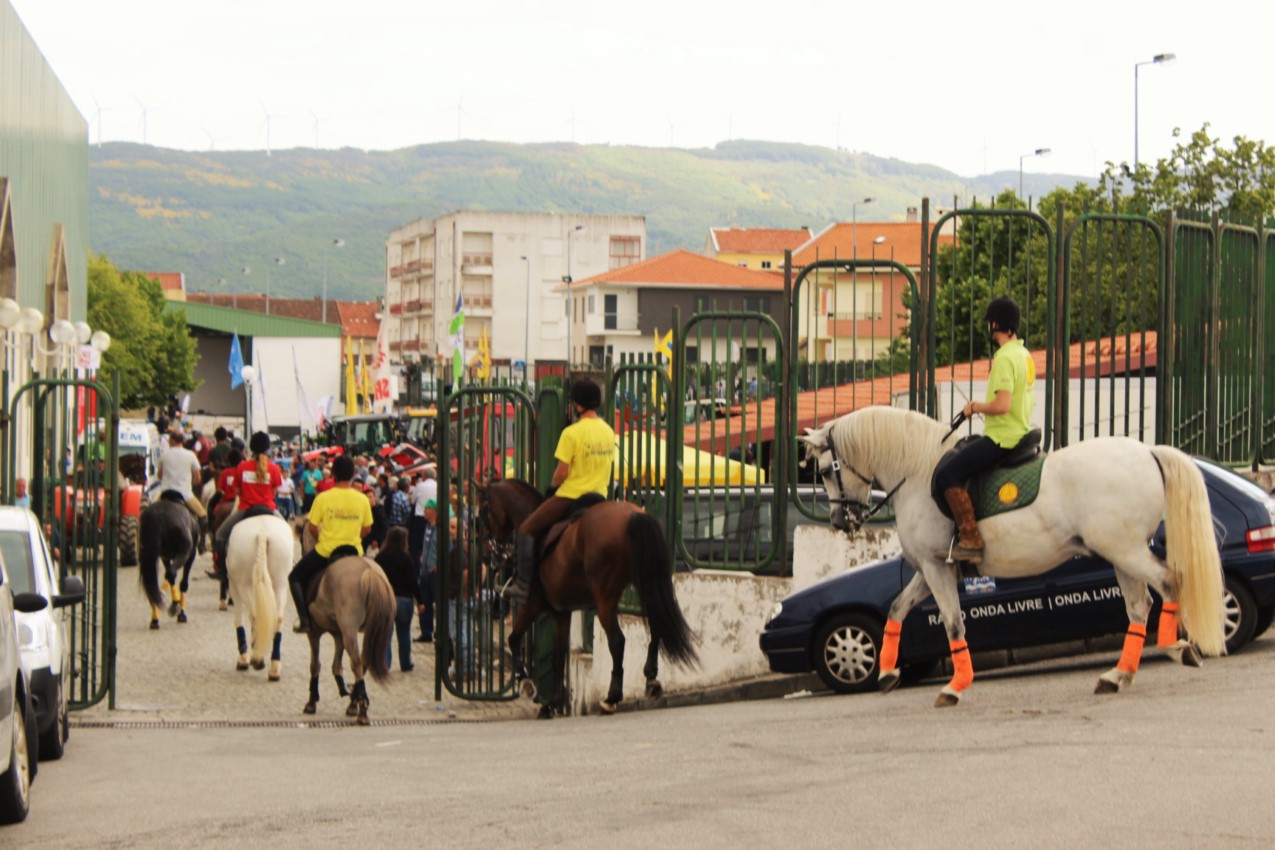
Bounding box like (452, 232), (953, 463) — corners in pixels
(652, 328), (674, 411)
(359, 338), (371, 413)
(474, 327), (492, 379)
(344, 336), (358, 415)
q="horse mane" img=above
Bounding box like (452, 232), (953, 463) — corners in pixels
(832, 406), (949, 482)
(499, 477), (544, 502)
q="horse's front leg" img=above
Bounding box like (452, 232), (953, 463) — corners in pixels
(507, 593), (542, 686)
(330, 632), (349, 698)
(340, 623), (369, 725)
(543, 611), (571, 719)
(304, 631), (322, 715)
(877, 570), (934, 694)
(919, 560), (972, 708)
(595, 604), (625, 715)
(176, 551), (194, 624)
(1096, 569), (1156, 694)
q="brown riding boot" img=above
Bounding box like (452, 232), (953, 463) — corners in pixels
(943, 487), (984, 565)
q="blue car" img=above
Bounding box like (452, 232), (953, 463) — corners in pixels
(760, 460), (1275, 694)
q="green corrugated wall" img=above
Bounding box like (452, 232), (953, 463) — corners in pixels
(0, 0), (88, 320)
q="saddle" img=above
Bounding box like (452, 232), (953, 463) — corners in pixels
(304, 544), (363, 606)
(242, 505), (276, 520)
(931, 429), (1044, 521)
(538, 493), (606, 560)
(160, 489), (187, 505)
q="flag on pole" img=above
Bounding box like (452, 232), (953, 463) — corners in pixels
(293, 346), (316, 433)
(229, 333), (244, 389)
(315, 395), (334, 431)
(448, 292), (465, 385)
(249, 361), (270, 434)
(344, 336), (358, 415)
(372, 315), (393, 412)
(359, 338), (372, 413)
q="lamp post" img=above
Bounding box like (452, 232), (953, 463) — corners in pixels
(563, 224), (585, 364)
(241, 365), (256, 432)
(520, 255), (532, 382)
(322, 238), (345, 324)
(1018, 147), (1051, 202)
(851, 197), (875, 261)
(266, 257), (285, 316)
(1135, 53), (1175, 169)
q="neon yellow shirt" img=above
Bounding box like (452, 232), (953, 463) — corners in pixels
(309, 486), (373, 557)
(554, 416), (617, 499)
(983, 339), (1035, 449)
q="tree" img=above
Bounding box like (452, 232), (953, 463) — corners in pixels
(86, 254), (199, 409)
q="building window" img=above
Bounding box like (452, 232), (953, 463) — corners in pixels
(603, 294), (618, 330)
(744, 297), (771, 313)
(737, 262), (747, 268)
(760, 260), (772, 270)
(587, 294), (595, 314)
(609, 236), (640, 270)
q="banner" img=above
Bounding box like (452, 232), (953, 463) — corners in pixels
(372, 315), (393, 412)
(229, 333), (244, 389)
(448, 291), (465, 384)
(344, 336), (358, 415)
(293, 346), (317, 433)
(359, 338), (372, 412)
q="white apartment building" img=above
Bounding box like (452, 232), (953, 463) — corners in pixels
(385, 211), (647, 370)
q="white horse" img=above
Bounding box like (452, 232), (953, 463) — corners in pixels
(798, 406), (1226, 707)
(225, 514), (295, 680)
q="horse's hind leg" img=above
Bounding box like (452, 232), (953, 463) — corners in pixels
(341, 627), (370, 725)
(233, 595), (250, 671)
(543, 612), (571, 719)
(304, 632), (322, 715)
(1095, 562), (1170, 695)
(269, 583), (287, 682)
(879, 571), (933, 694)
(330, 635), (349, 698)
(643, 638), (662, 699)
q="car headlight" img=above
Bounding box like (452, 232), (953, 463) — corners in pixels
(18, 622), (39, 650)
(765, 601), (784, 626)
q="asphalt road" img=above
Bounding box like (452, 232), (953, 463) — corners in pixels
(11, 632), (1275, 849)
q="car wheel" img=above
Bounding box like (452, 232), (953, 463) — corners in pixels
(813, 613), (882, 694)
(1253, 605), (1275, 640)
(1222, 576), (1257, 655)
(37, 677), (65, 761)
(0, 692), (32, 824)
(119, 513), (139, 567)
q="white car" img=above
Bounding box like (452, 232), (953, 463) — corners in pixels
(0, 549), (47, 824)
(0, 507), (84, 762)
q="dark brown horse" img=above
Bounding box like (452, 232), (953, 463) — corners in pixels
(477, 479), (699, 719)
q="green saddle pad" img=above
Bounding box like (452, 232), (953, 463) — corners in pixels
(973, 455), (1045, 520)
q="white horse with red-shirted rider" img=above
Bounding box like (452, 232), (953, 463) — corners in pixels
(798, 405), (1226, 707)
(225, 514), (295, 679)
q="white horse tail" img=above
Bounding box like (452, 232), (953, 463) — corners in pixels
(1151, 446), (1225, 656)
(251, 529), (278, 661)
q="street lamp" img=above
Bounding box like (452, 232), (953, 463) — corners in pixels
(241, 365), (257, 432)
(1019, 147), (1051, 202)
(1135, 53), (1175, 169)
(322, 238), (345, 324)
(266, 257), (285, 316)
(520, 255), (532, 382)
(851, 197), (875, 261)
(563, 224), (585, 364)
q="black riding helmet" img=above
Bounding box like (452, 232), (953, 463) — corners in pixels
(984, 296), (1022, 336)
(569, 378), (603, 411)
(249, 431), (271, 455)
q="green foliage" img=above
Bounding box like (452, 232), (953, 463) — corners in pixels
(86, 254), (200, 408)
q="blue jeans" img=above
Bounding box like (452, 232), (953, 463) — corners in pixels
(418, 569), (436, 639)
(385, 597), (415, 671)
(449, 599), (474, 675)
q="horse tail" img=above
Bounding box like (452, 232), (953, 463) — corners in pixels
(627, 511), (699, 669)
(1151, 446), (1226, 656)
(138, 512), (164, 610)
(360, 566), (395, 686)
(250, 528), (278, 661)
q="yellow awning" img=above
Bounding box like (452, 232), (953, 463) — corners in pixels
(616, 433), (766, 487)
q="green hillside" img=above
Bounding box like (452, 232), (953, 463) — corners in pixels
(88, 140), (1087, 301)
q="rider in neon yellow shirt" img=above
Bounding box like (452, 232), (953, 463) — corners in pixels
(509, 377), (616, 599)
(935, 296), (1035, 564)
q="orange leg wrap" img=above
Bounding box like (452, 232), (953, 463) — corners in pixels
(948, 640), (973, 692)
(1117, 623), (1147, 673)
(880, 619), (903, 672)
(1157, 602), (1180, 647)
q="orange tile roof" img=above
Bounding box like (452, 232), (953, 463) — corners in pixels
(711, 227), (812, 253)
(145, 271), (185, 293)
(683, 332), (1157, 452)
(570, 249), (783, 291)
(792, 221), (955, 269)
(335, 301), (381, 339)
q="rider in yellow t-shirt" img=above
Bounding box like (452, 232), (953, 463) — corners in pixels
(936, 296), (1035, 565)
(509, 377), (616, 599)
(288, 455), (373, 631)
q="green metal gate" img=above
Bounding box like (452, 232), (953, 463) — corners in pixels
(2, 373), (119, 710)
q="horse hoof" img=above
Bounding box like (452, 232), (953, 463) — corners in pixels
(149, 620), (159, 630)
(168, 602), (179, 617)
(346, 701), (359, 717)
(236, 662), (249, 671)
(303, 702), (316, 715)
(934, 689), (961, 708)
(251, 659), (265, 671)
(268, 673), (281, 682)
(1181, 644), (1202, 668)
(878, 669), (902, 694)
(518, 679), (538, 701)
(645, 679), (663, 699)
(536, 705), (554, 720)
(598, 701), (618, 715)
(219, 601), (228, 612)
(356, 712), (370, 727)
(177, 611), (188, 624)
(1094, 678), (1120, 695)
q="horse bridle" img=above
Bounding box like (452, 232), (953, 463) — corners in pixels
(476, 486), (515, 570)
(820, 435), (904, 535)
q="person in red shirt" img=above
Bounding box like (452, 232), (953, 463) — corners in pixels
(213, 432), (283, 569)
(206, 448), (243, 580)
(315, 464), (336, 495)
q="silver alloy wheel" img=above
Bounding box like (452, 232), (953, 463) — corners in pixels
(12, 699), (29, 810)
(1222, 588), (1241, 644)
(823, 622), (877, 686)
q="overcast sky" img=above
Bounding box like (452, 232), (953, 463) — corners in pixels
(11, 0), (1270, 180)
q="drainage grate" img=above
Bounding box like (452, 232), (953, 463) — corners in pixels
(71, 716), (495, 730)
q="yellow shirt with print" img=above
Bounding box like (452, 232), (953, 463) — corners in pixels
(554, 416), (617, 499)
(983, 339), (1036, 449)
(309, 486), (373, 557)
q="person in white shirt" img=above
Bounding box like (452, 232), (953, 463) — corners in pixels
(276, 474), (297, 520)
(156, 430), (207, 541)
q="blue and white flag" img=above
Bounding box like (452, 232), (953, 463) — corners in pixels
(229, 333), (244, 389)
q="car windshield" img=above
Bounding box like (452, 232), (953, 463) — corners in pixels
(1199, 460), (1273, 505)
(0, 530), (35, 595)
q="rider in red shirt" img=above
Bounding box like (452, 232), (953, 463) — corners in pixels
(212, 432), (283, 571)
(206, 449), (243, 579)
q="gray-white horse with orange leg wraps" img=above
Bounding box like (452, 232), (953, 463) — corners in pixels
(798, 406), (1225, 707)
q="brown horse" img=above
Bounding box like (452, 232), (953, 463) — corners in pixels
(478, 479), (699, 719)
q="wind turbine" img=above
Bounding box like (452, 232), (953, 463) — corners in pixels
(310, 111), (324, 149)
(136, 97), (152, 146)
(261, 102), (276, 157)
(202, 126), (226, 151)
(90, 96), (108, 146)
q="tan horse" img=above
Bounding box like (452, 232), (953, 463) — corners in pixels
(300, 554), (396, 725)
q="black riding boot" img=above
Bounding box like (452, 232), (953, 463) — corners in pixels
(197, 516), (208, 555)
(507, 533), (537, 601)
(290, 580), (312, 632)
